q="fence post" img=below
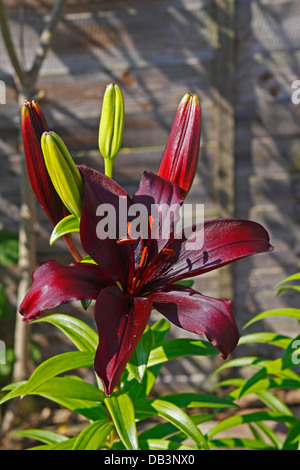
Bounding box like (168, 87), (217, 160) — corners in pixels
(213, 0), (236, 301)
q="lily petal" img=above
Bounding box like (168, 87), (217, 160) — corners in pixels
(19, 260), (112, 322)
(94, 286), (153, 395)
(153, 285), (239, 359)
(132, 171), (183, 257)
(79, 165), (133, 283)
(147, 218), (273, 288)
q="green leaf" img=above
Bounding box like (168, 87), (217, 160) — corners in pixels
(125, 364), (163, 402)
(282, 335), (300, 369)
(49, 214), (80, 245)
(277, 285), (300, 295)
(104, 393), (138, 450)
(139, 413), (213, 441)
(238, 332), (291, 349)
(80, 255), (98, 265)
(174, 279), (195, 288)
(21, 351), (94, 396)
(135, 393), (235, 421)
(147, 399), (209, 450)
(238, 358), (300, 398)
(282, 419), (300, 450)
(0, 230), (19, 266)
(156, 393), (236, 410)
(243, 308), (300, 329)
(0, 381), (27, 405)
(127, 326), (154, 382)
(256, 390), (293, 417)
(36, 375), (105, 402)
(16, 429), (68, 445)
(209, 356), (271, 381)
(73, 420), (113, 450)
(32, 314), (98, 352)
(210, 437), (275, 450)
(150, 318), (170, 345)
(1, 376), (107, 421)
(148, 338), (218, 367)
(227, 377), (300, 401)
(275, 272), (300, 288)
(28, 437), (78, 450)
(254, 421), (282, 449)
(207, 411), (296, 440)
(139, 439), (197, 450)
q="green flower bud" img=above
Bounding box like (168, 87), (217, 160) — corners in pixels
(98, 83), (124, 177)
(41, 131), (83, 219)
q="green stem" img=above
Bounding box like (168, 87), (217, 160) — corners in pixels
(104, 158), (114, 179)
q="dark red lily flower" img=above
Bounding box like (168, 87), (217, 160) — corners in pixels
(158, 93), (201, 198)
(19, 166), (273, 395)
(21, 101), (66, 227)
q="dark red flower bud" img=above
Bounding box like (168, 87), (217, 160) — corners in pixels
(21, 101), (66, 226)
(158, 93), (201, 198)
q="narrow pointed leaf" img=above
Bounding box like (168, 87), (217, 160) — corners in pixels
(282, 334), (300, 369)
(207, 411), (296, 439)
(139, 413), (213, 441)
(238, 332), (291, 349)
(127, 326), (154, 382)
(21, 351), (94, 396)
(210, 438), (275, 450)
(28, 437), (77, 450)
(239, 358), (300, 398)
(104, 394), (138, 450)
(16, 429), (68, 445)
(31, 314), (98, 352)
(140, 439), (197, 451)
(148, 338), (219, 367)
(151, 318), (171, 345)
(282, 419), (300, 450)
(148, 399), (209, 449)
(49, 214), (80, 245)
(73, 420), (113, 450)
(243, 308), (300, 329)
(275, 272), (300, 288)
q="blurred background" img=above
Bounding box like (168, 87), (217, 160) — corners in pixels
(0, 0), (300, 448)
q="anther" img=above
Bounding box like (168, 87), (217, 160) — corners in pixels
(139, 247), (148, 268)
(162, 248), (176, 257)
(117, 236), (138, 245)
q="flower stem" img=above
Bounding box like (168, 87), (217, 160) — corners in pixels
(64, 233), (82, 262)
(104, 158), (114, 179)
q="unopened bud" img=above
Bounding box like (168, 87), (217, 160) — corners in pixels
(158, 93), (201, 198)
(21, 101), (66, 226)
(41, 131), (83, 219)
(98, 83), (124, 176)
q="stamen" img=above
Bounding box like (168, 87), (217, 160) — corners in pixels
(139, 247), (148, 268)
(134, 232), (176, 294)
(162, 248), (176, 257)
(117, 236), (138, 245)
